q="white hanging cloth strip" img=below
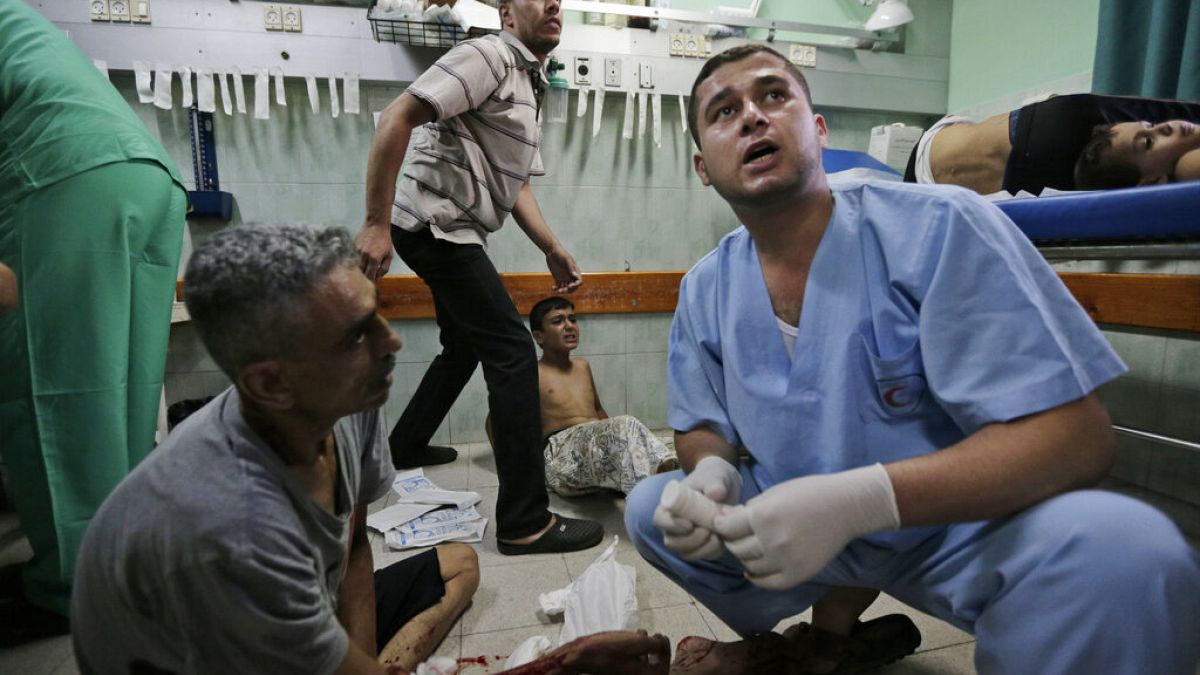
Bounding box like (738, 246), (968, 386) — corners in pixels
(218, 71), (233, 115)
(678, 94), (687, 134)
(576, 87), (589, 117)
(272, 67), (287, 106)
(652, 93), (662, 148)
(178, 66), (193, 109)
(344, 74), (360, 114)
(622, 91), (634, 140)
(153, 66), (173, 110)
(305, 74), (320, 114)
(253, 68), (270, 119)
(133, 61), (153, 103)
(231, 67), (247, 114)
(637, 91), (647, 138)
(591, 88), (604, 137)
(328, 76), (340, 118)
(196, 69), (216, 113)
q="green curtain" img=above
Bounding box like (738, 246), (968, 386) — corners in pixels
(1092, 0), (1200, 101)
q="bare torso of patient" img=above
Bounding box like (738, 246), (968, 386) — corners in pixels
(539, 358), (604, 438)
(930, 112), (1013, 194)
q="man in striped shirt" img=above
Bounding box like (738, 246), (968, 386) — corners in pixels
(356, 0), (603, 555)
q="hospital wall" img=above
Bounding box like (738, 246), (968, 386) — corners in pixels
(947, 0), (1101, 117)
(134, 75), (935, 445)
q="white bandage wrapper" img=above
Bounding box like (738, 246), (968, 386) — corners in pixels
(305, 74), (320, 114)
(344, 73), (360, 114)
(576, 87), (589, 117)
(661, 481), (720, 531)
(178, 67), (193, 109)
(678, 94), (687, 133)
(133, 61), (154, 103)
(272, 67), (287, 106)
(591, 88), (604, 137)
(652, 93), (662, 148)
(231, 67), (247, 114)
(253, 68), (270, 119)
(196, 69), (216, 113)
(328, 76), (340, 118)
(622, 92), (634, 140)
(93, 60), (108, 79)
(637, 92), (647, 138)
(218, 71), (233, 115)
(153, 66), (173, 110)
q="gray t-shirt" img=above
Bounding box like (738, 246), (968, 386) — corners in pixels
(72, 388), (395, 675)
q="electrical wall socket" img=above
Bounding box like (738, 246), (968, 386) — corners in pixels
(574, 57), (591, 85)
(789, 44), (817, 68)
(109, 0), (131, 22)
(263, 4), (284, 31)
(604, 58), (621, 87)
(282, 6), (303, 32)
(668, 32), (710, 58)
(90, 0), (110, 21)
(131, 0), (150, 24)
(638, 62), (653, 89)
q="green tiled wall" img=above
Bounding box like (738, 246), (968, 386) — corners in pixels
(139, 70), (935, 439)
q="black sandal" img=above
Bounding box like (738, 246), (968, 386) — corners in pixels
(497, 515), (604, 555)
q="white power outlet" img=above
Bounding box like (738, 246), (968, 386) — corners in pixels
(89, 0), (110, 22)
(131, 0), (150, 24)
(638, 62), (653, 89)
(109, 0), (131, 22)
(264, 4), (284, 31)
(789, 44), (817, 68)
(282, 6), (303, 32)
(604, 58), (621, 87)
(574, 57), (591, 85)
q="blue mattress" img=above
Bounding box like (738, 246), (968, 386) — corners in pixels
(996, 182), (1200, 242)
(822, 149), (1200, 242)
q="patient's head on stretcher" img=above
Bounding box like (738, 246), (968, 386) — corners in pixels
(1075, 120), (1200, 189)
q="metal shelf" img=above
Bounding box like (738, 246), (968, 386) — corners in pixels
(367, 3), (497, 48)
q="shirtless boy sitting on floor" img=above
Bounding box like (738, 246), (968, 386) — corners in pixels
(488, 297), (677, 496)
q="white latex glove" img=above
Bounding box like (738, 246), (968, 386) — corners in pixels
(712, 463), (900, 590)
(652, 455), (741, 560)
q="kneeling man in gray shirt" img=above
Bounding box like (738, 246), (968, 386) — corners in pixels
(71, 225), (479, 675)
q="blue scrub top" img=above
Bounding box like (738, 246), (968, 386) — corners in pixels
(668, 179), (1127, 549)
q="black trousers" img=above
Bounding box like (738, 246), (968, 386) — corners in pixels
(390, 226), (550, 540)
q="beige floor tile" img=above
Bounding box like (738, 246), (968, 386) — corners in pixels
(50, 654), (82, 675)
(883, 641), (976, 674)
(0, 635), (74, 675)
(546, 491), (632, 547)
(461, 557), (572, 634)
(417, 634), (462, 666)
(563, 544), (694, 611)
(466, 443), (500, 490)
(637, 605), (716, 653)
(420, 451), (472, 492)
(458, 624), (563, 674)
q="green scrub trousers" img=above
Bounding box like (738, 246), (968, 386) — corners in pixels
(0, 159), (185, 615)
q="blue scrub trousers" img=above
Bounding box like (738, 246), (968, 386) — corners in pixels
(626, 467), (1200, 675)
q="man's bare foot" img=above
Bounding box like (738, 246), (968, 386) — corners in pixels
(669, 633), (808, 674)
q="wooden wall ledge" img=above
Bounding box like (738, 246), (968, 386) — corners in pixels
(176, 271), (1200, 334)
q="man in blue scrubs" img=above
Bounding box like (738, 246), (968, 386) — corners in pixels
(625, 45), (1200, 674)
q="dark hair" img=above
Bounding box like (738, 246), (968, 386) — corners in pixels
(687, 44), (812, 148)
(529, 296), (574, 332)
(1074, 123), (1140, 190)
(183, 224), (357, 378)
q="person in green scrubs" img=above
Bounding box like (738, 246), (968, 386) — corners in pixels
(0, 1), (186, 643)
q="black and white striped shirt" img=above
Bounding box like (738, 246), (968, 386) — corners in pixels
(394, 31), (548, 246)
